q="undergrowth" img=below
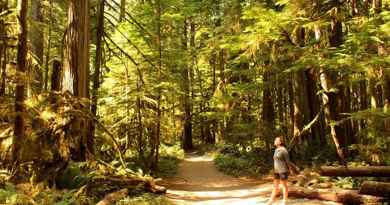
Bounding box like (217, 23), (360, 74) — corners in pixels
(214, 144), (271, 177)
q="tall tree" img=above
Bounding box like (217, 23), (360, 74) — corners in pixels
(182, 19), (193, 151)
(320, 7), (347, 163)
(13, 0), (28, 163)
(89, 0), (105, 146)
(62, 0), (91, 160)
(292, 27), (311, 147)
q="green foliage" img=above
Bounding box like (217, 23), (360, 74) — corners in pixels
(157, 144), (184, 177)
(333, 177), (361, 189)
(0, 183), (31, 205)
(0, 183), (93, 205)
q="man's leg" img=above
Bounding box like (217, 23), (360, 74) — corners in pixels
(280, 179), (288, 205)
(267, 179), (280, 205)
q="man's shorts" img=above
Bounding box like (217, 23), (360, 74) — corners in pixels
(274, 172), (288, 180)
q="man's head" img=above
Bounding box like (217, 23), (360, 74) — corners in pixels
(274, 136), (285, 147)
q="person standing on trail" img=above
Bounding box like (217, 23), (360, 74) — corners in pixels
(267, 136), (297, 205)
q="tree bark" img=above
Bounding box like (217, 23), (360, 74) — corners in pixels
(13, 0), (28, 163)
(320, 15), (346, 163)
(182, 19), (193, 151)
(292, 27), (311, 147)
(219, 48), (227, 141)
(0, 2), (5, 96)
(120, 0), (126, 22)
(306, 68), (326, 144)
(89, 0), (105, 154)
(359, 181), (390, 197)
(30, 0), (44, 93)
(151, 0), (162, 173)
(262, 67), (275, 151)
(319, 166), (390, 177)
(44, 0), (53, 91)
(50, 60), (61, 106)
(0, 46), (6, 97)
(62, 0), (91, 161)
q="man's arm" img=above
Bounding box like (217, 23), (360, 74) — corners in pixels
(283, 149), (299, 174)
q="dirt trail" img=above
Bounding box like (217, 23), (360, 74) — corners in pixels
(160, 153), (340, 205)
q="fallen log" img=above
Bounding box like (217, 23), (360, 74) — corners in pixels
(287, 186), (384, 204)
(96, 188), (129, 205)
(359, 181), (390, 197)
(320, 166), (390, 177)
(87, 176), (166, 197)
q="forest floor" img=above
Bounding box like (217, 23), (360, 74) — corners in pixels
(159, 153), (340, 205)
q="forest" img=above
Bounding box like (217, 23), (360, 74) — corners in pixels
(0, 0), (389, 204)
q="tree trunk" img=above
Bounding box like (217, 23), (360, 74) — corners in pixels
(44, 0), (53, 91)
(368, 77), (380, 109)
(293, 71), (310, 144)
(152, 0), (162, 172)
(89, 0), (105, 154)
(30, 0), (44, 93)
(13, 0), (28, 164)
(50, 60), (61, 106)
(288, 75), (294, 139)
(262, 68), (275, 151)
(319, 166), (390, 177)
(306, 68), (326, 144)
(320, 16), (346, 163)
(0, 3), (4, 97)
(181, 19), (193, 151)
(0, 46), (6, 97)
(62, 0), (91, 161)
(120, 0), (126, 22)
(359, 181), (390, 197)
(219, 49), (226, 141)
(359, 76), (368, 131)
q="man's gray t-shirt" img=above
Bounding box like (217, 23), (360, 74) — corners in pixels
(273, 147), (290, 173)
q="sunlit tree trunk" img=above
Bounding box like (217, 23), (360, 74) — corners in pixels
(62, 0), (91, 160)
(13, 0), (28, 163)
(0, 1), (8, 96)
